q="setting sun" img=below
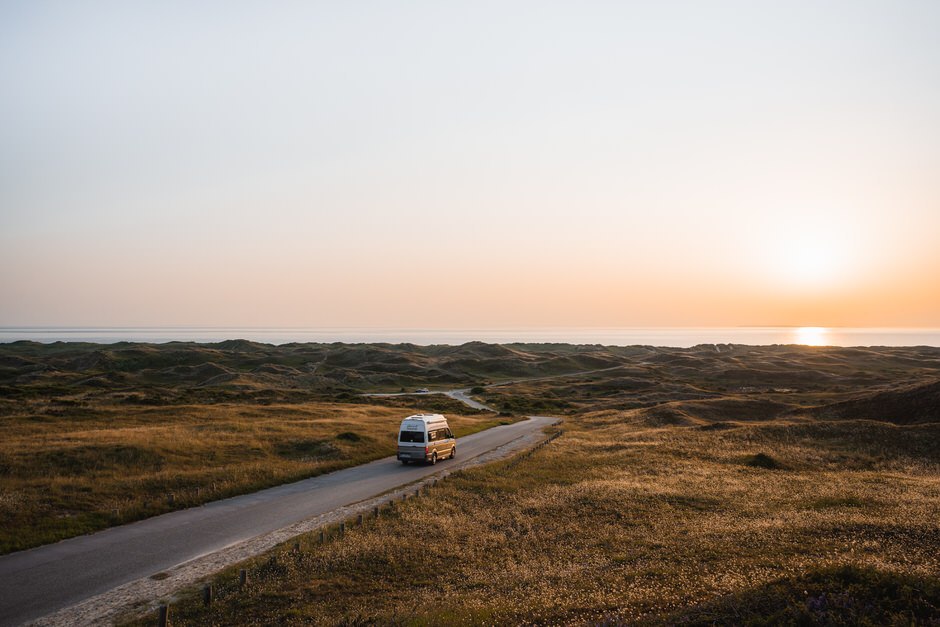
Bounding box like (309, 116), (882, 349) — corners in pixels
(786, 242), (841, 285)
(764, 218), (854, 291)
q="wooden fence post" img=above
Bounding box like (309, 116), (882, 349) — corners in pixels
(158, 604), (169, 627)
(203, 584), (213, 606)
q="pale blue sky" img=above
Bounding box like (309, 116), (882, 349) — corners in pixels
(2, 1), (938, 327)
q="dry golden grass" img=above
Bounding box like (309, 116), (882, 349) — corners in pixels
(6, 342), (939, 621)
(0, 401), (505, 554)
(129, 413), (940, 625)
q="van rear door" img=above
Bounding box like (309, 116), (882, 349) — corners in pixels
(398, 422), (426, 462)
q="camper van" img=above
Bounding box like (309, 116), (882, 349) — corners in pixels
(397, 413), (456, 465)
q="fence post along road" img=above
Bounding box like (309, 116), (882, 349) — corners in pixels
(0, 415), (556, 626)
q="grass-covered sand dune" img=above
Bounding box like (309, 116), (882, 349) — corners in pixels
(2, 340), (939, 622)
(4, 340), (554, 553)
(481, 343), (940, 415)
(124, 409), (939, 625)
(0, 340), (630, 403)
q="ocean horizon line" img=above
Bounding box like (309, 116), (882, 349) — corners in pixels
(1, 326), (939, 348)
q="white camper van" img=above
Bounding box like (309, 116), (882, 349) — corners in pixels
(397, 414), (456, 465)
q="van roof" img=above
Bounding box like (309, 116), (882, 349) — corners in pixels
(402, 413), (446, 423)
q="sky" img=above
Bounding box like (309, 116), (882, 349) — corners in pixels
(1, 1), (938, 328)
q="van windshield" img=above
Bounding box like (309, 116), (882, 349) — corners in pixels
(399, 431), (424, 443)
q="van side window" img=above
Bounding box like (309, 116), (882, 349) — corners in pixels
(445, 428), (454, 439)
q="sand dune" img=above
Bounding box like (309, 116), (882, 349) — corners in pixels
(807, 379), (940, 425)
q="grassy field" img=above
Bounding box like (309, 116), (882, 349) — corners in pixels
(123, 412), (940, 625)
(3, 340), (548, 553)
(4, 341), (939, 622)
(0, 400), (504, 554)
(480, 344), (940, 416)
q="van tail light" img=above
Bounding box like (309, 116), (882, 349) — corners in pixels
(424, 446), (429, 455)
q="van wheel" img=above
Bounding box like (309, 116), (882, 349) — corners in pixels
(431, 452), (437, 465)
(450, 447), (456, 459)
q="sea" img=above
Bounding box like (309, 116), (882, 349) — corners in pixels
(1, 327), (939, 347)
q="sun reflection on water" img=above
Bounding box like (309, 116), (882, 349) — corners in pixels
(794, 326), (829, 346)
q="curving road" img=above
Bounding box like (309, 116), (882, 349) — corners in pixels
(364, 389), (495, 412)
(443, 389), (495, 411)
(0, 416), (555, 627)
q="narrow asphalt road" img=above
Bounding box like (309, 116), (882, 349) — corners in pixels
(443, 389), (495, 411)
(0, 416), (555, 627)
(362, 389), (494, 412)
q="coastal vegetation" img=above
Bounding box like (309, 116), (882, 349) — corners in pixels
(2, 340), (939, 622)
(123, 405), (939, 625)
(0, 399), (504, 554)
